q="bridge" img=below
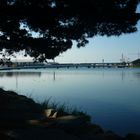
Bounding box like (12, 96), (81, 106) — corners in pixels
(0, 62), (131, 70)
(45, 62), (131, 69)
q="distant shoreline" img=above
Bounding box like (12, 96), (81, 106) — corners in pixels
(1, 64), (140, 71)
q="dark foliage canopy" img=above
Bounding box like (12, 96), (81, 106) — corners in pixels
(0, 0), (140, 61)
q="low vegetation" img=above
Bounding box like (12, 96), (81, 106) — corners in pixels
(0, 88), (140, 140)
(40, 98), (91, 122)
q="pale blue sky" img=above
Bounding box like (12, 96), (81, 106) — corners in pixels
(55, 24), (140, 63)
(55, 5), (140, 63)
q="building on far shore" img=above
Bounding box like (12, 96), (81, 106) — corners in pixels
(12, 61), (45, 68)
(0, 59), (46, 68)
(131, 59), (140, 67)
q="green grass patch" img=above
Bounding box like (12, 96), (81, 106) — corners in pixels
(40, 98), (91, 122)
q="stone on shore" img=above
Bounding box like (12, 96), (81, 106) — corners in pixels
(0, 88), (140, 140)
(125, 133), (140, 140)
(0, 88), (43, 128)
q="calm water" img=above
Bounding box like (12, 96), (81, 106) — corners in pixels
(0, 68), (140, 135)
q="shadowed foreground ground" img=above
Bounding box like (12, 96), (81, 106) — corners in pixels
(0, 88), (140, 140)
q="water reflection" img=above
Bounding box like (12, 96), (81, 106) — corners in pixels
(133, 72), (140, 79)
(0, 71), (41, 77)
(121, 71), (125, 81)
(0, 68), (140, 135)
(53, 72), (56, 81)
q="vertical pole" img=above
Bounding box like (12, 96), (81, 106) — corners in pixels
(122, 53), (124, 63)
(102, 59), (104, 68)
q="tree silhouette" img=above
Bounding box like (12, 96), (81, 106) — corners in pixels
(0, 0), (140, 61)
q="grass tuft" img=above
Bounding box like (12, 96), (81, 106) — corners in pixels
(40, 98), (91, 122)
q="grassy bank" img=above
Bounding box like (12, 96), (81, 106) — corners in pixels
(0, 88), (140, 140)
(40, 98), (91, 122)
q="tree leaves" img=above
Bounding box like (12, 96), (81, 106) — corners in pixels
(0, 0), (140, 61)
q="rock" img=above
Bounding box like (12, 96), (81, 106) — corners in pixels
(44, 109), (58, 118)
(87, 124), (104, 134)
(104, 131), (123, 140)
(79, 132), (123, 140)
(0, 88), (44, 128)
(66, 124), (104, 139)
(52, 112), (58, 118)
(79, 133), (108, 140)
(13, 127), (81, 140)
(44, 109), (54, 117)
(0, 131), (15, 140)
(125, 133), (140, 140)
(55, 115), (89, 127)
(28, 120), (40, 125)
